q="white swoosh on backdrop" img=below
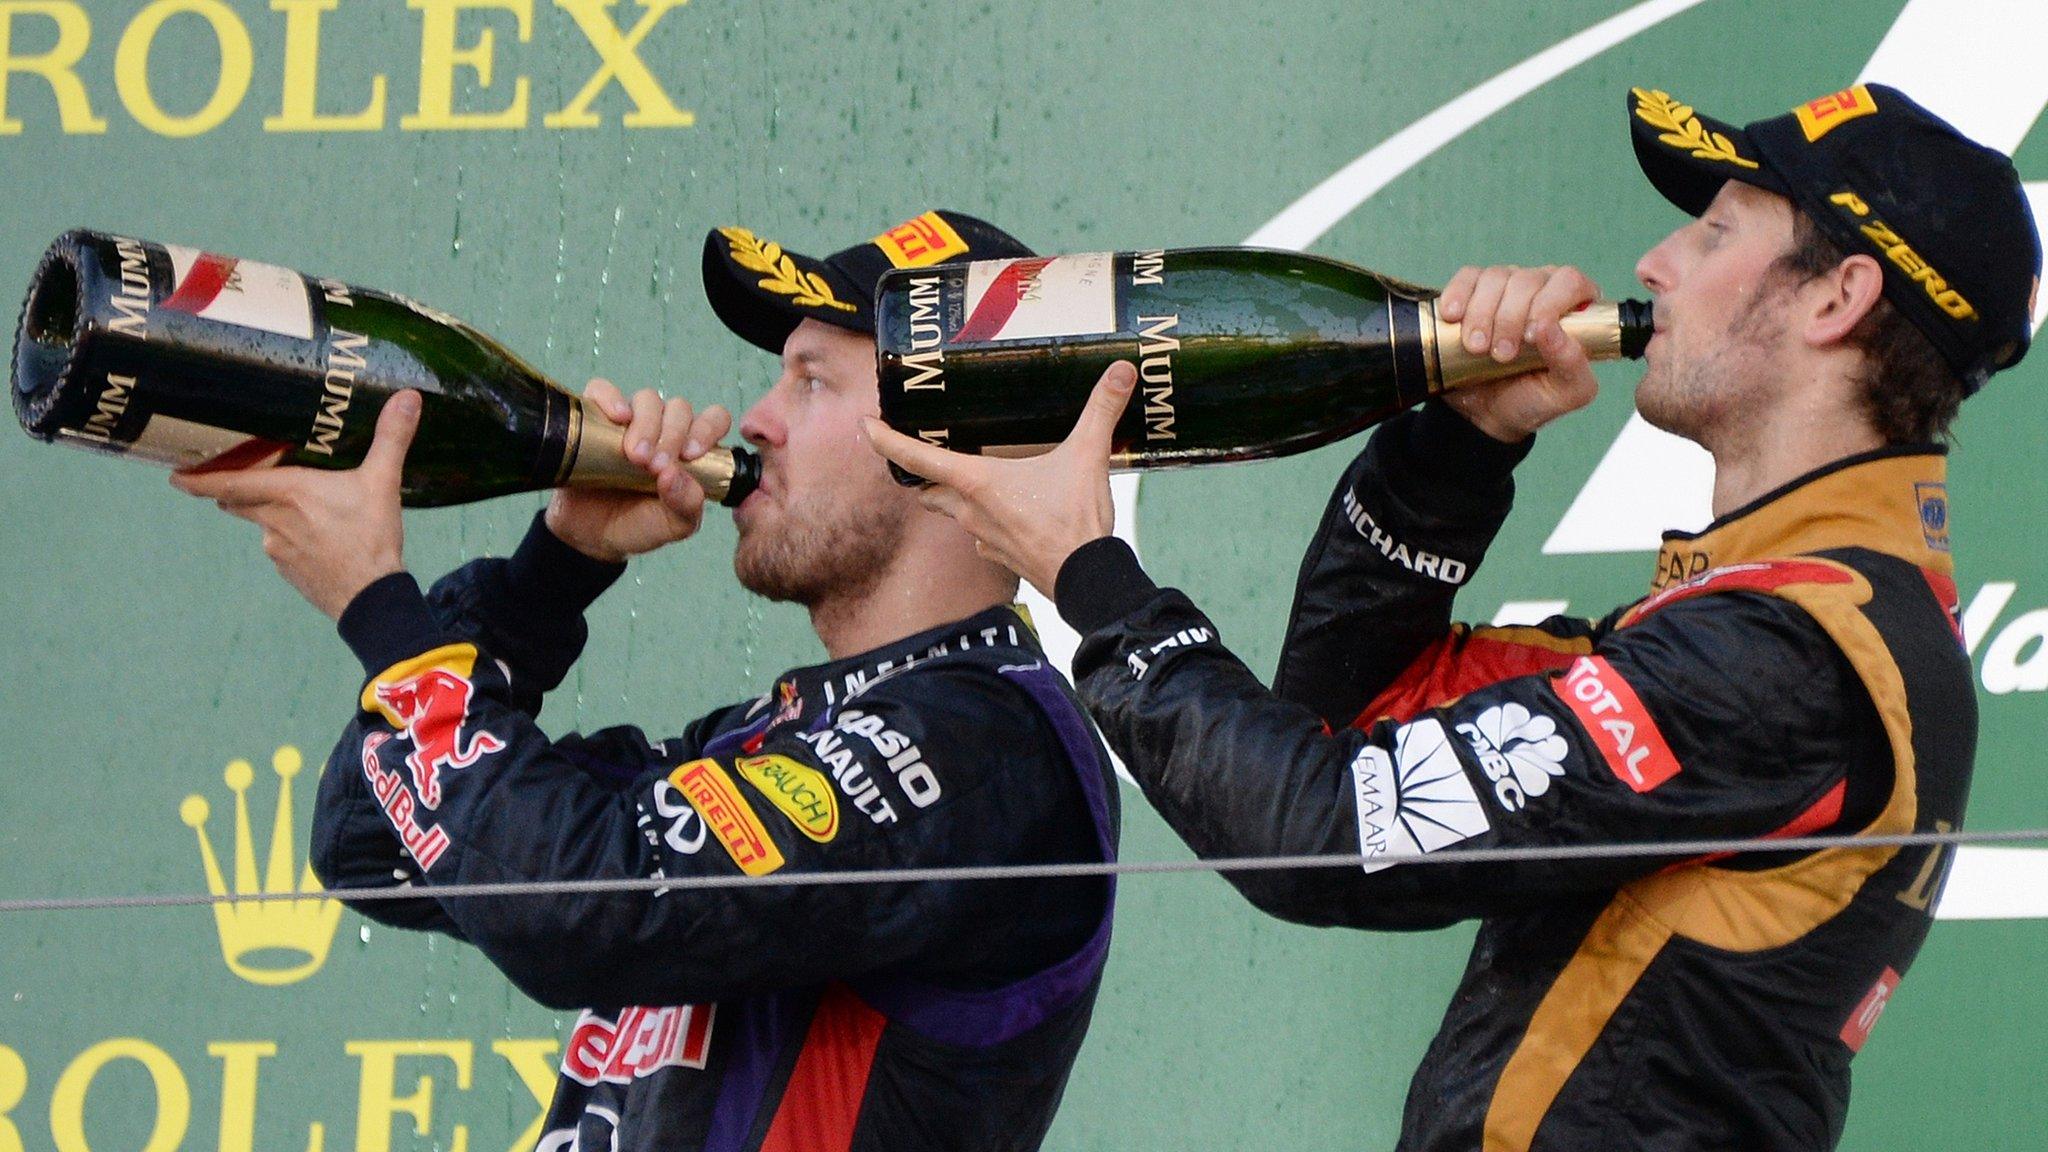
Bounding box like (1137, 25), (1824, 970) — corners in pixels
(1027, 0), (2042, 918)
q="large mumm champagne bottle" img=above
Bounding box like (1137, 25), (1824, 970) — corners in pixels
(875, 248), (1650, 477)
(12, 230), (759, 508)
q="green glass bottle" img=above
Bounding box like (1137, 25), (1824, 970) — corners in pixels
(875, 247), (1650, 479)
(12, 230), (759, 508)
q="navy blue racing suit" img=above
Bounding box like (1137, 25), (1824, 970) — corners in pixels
(311, 513), (1118, 1152)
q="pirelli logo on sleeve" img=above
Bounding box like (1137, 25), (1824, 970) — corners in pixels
(668, 759), (786, 876)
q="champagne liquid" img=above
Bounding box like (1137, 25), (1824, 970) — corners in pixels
(876, 247), (1649, 480)
(12, 230), (757, 508)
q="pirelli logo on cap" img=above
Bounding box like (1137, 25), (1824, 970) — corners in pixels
(873, 212), (970, 268)
(668, 759), (786, 876)
(1795, 85), (1877, 142)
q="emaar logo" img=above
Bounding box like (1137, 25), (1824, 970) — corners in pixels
(1350, 718), (1492, 875)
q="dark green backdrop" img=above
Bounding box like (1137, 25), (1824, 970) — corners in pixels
(3, 1), (2044, 1148)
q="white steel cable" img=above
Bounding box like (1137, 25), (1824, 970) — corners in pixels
(3, 825), (2045, 914)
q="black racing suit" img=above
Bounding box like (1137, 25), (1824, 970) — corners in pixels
(1052, 402), (1973, 1151)
(310, 514), (1119, 1152)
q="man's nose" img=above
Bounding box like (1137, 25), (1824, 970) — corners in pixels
(738, 389), (781, 448)
(1636, 232), (1678, 294)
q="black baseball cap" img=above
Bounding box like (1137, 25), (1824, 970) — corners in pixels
(1628, 83), (2041, 393)
(702, 210), (1036, 354)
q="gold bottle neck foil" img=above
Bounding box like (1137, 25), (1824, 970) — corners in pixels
(1422, 300), (1629, 393)
(561, 395), (741, 503)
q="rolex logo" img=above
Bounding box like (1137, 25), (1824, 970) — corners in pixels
(179, 746), (344, 987)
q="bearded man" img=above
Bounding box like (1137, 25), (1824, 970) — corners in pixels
(178, 210), (1118, 1152)
(872, 86), (2038, 1150)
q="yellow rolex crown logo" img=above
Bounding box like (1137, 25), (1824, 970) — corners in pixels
(179, 746), (344, 987)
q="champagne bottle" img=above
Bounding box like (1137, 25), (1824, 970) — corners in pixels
(11, 229), (759, 508)
(874, 247), (1650, 478)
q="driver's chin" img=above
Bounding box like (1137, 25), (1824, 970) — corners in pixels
(733, 527), (802, 603)
(1633, 370), (1709, 443)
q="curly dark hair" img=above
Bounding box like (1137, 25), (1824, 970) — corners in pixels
(1769, 211), (1965, 444)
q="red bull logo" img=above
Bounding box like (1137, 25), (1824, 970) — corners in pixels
(360, 732), (452, 871)
(772, 680), (803, 726)
(361, 645), (506, 810)
(744, 680), (805, 754)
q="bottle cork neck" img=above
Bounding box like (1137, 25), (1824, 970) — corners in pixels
(562, 394), (747, 504)
(1424, 300), (1637, 393)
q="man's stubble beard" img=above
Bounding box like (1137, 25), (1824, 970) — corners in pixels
(733, 489), (910, 608)
(1635, 277), (1793, 447)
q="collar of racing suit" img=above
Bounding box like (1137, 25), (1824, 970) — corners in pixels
(741, 602), (1046, 723)
(1647, 444), (1953, 595)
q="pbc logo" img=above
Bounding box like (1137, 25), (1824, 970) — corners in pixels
(364, 646), (506, 810)
(1456, 703), (1568, 813)
(872, 211), (970, 268)
(563, 1004), (716, 1086)
(1795, 84), (1878, 141)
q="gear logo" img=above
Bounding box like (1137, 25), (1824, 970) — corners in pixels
(1458, 703), (1569, 813)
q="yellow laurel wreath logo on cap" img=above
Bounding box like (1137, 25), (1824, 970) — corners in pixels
(1632, 88), (1759, 170)
(718, 227), (857, 313)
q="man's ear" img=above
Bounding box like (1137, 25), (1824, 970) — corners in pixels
(1804, 253), (1886, 348)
